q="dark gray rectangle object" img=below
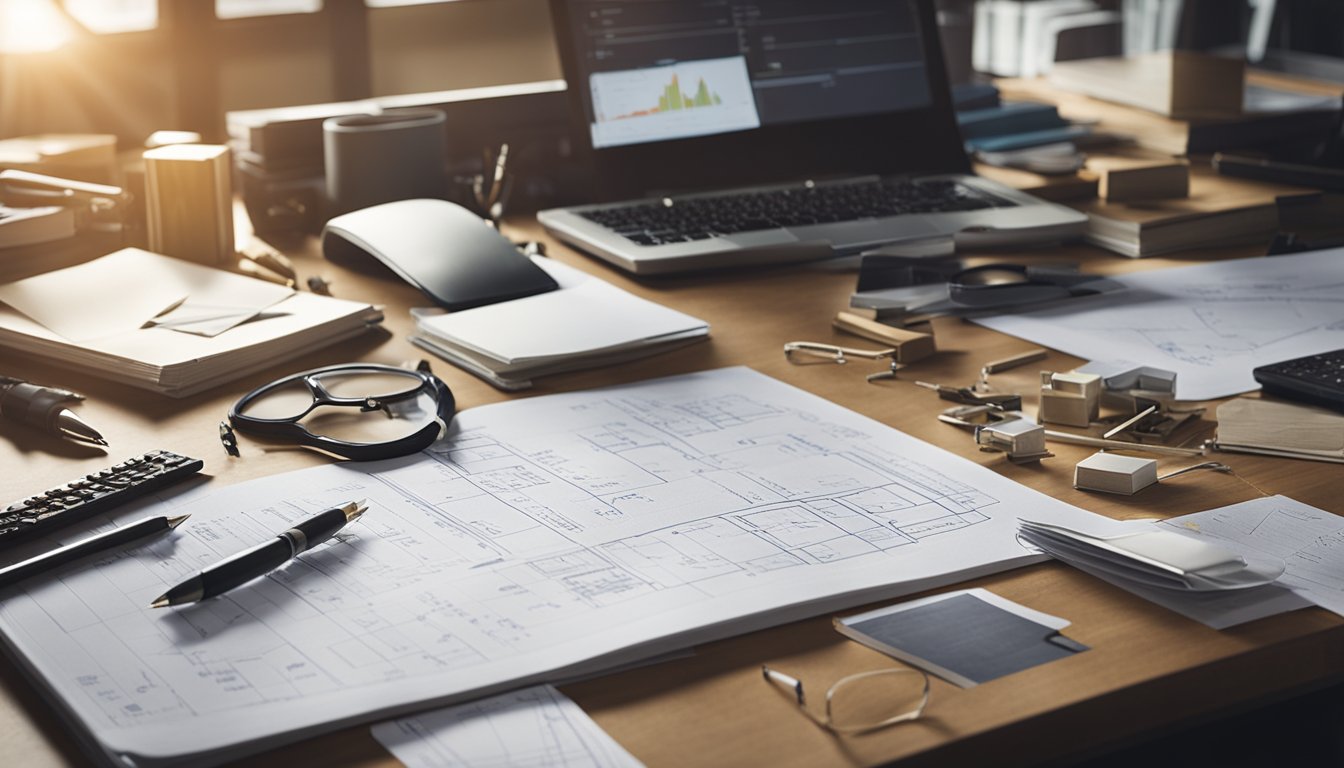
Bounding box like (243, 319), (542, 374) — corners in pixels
(845, 593), (1086, 686)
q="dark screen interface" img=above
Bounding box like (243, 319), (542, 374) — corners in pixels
(567, 0), (933, 148)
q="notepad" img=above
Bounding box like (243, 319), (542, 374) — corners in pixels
(412, 258), (708, 390)
(0, 248), (382, 397)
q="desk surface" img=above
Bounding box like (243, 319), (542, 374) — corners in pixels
(2, 221), (1343, 768)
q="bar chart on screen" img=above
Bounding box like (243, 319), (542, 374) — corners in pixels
(589, 56), (761, 148)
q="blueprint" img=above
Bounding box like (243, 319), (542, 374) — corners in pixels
(973, 249), (1344, 400)
(0, 367), (1093, 766)
(372, 685), (643, 768)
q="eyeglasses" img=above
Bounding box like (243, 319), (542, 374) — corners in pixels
(224, 362), (456, 461)
(761, 665), (930, 735)
(784, 341), (901, 382)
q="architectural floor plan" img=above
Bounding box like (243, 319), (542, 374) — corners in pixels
(0, 368), (1093, 766)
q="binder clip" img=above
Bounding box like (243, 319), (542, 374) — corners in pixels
(915, 350), (1040, 410)
(1093, 366), (1203, 444)
(917, 381), (1022, 411)
(1097, 366), (1177, 411)
(976, 418), (1052, 464)
(937, 405), (1052, 464)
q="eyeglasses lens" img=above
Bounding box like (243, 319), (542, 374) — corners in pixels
(318, 371), (424, 400)
(302, 371), (437, 445)
(240, 371), (439, 446)
(827, 671), (927, 732)
(238, 378), (315, 420)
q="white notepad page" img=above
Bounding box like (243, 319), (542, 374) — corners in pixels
(415, 259), (707, 364)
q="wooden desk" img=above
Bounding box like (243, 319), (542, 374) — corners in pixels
(3, 225), (1342, 768)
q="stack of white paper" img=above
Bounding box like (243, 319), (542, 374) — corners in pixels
(0, 248), (382, 397)
(1019, 518), (1286, 592)
(411, 259), (708, 390)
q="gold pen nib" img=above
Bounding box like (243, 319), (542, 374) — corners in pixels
(344, 500), (368, 523)
(167, 514), (191, 529)
(150, 595), (170, 609)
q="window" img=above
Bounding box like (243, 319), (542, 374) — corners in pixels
(365, 0), (458, 7)
(63, 0), (156, 33)
(215, 0), (322, 20)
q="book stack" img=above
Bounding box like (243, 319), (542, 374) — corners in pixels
(1074, 163), (1309, 257)
(411, 259), (709, 390)
(1000, 73), (1341, 157)
(957, 101), (1081, 153)
(0, 134), (119, 184)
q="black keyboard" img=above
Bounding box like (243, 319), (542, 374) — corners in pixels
(1, 451), (203, 547)
(579, 179), (1015, 246)
(1253, 349), (1344, 412)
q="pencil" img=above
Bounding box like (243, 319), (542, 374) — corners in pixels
(0, 514), (189, 591)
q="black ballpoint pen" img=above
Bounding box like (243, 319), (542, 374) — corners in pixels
(0, 375), (107, 446)
(0, 513), (189, 591)
(151, 500), (367, 608)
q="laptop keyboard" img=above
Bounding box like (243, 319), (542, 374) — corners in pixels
(578, 179), (1016, 246)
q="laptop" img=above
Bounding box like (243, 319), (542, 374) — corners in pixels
(538, 0), (1087, 275)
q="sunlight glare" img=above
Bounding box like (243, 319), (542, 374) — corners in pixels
(0, 0), (74, 54)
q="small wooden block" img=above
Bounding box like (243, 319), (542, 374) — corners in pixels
(1073, 452), (1158, 495)
(1088, 158), (1190, 202)
(833, 312), (935, 363)
(143, 143), (234, 265)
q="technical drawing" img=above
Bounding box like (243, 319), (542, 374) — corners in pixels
(0, 368), (1079, 762)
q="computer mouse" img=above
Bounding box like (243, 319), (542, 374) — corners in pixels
(322, 199), (558, 311)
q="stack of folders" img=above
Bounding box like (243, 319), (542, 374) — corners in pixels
(412, 258), (709, 390)
(1215, 397), (1344, 464)
(0, 248), (382, 397)
(1019, 519), (1285, 592)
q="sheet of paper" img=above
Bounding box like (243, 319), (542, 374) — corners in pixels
(1059, 557), (1309, 629)
(0, 368), (1095, 765)
(0, 248), (293, 341)
(0, 248), (186, 341)
(371, 685), (643, 768)
(973, 249), (1344, 400)
(1160, 495), (1344, 618)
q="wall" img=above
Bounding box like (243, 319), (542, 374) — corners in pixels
(0, 0), (562, 142)
(368, 0), (560, 97)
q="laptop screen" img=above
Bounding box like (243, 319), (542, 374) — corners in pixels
(550, 0), (967, 200)
(566, 0), (933, 150)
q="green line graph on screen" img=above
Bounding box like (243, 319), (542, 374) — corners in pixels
(589, 55), (761, 148)
(612, 73), (723, 119)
